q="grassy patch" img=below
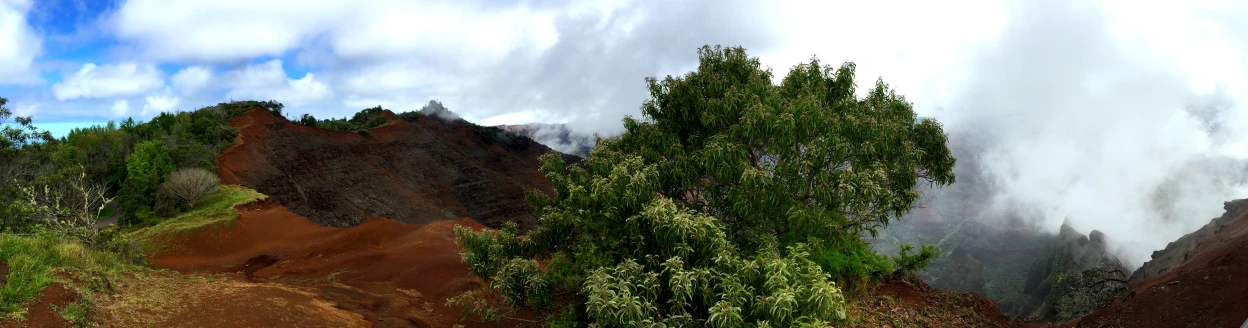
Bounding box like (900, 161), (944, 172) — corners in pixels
(0, 233), (137, 321)
(96, 205), (116, 220)
(325, 269), (348, 283)
(127, 185), (265, 249)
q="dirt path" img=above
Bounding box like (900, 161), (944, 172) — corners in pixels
(133, 198), (530, 327)
(93, 201), (121, 228)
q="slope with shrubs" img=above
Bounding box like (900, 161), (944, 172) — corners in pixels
(453, 45), (960, 326)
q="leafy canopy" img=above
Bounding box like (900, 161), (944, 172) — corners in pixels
(467, 45), (956, 326)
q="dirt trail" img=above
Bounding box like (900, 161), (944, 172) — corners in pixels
(117, 198), (531, 328)
(134, 198), (520, 327)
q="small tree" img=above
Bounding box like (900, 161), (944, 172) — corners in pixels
(162, 167), (219, 208)
(16, 166), (113, 246)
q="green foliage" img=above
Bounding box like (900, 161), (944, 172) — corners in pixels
(127, 185), (265, 247)
(809, 245), (894, 285)
(209, 100), (284, 119)
(1046, 268), (1126, 321)
(453, 45), (955, 326)
(0, 232), (137, 320)
(472, 125), (531, 150)
(298, 106), (389, 135)
(299, 113), (319, 127)
(118, 141), (174, 225)
(891, 244), (940, 276)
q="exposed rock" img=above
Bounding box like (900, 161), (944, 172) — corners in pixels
(1015, 222), (1126, 321)
(218, 108), (573, 229)
(1131, 198), (1248, 280)
(1073, 198), (1248, 328)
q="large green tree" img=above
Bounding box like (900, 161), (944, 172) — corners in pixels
(117, 140), (175, 225)
(456, 45), (956, 326)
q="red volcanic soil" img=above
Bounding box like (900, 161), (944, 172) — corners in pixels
(147, 198), (528, 327)
(848, 277), (1023, 328)
(1068, 201), (1248, 327)
(217, 108), (569, 229)
(1, 283), (77, 328)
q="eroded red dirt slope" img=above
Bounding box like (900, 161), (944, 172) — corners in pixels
(218, 108), (569, 229)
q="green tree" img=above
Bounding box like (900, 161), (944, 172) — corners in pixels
(117, 140), (174, 225)
(1, 97), (56, 232)
(454, 46), (955, 326)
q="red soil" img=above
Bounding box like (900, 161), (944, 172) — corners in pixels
(1, 283), (76, 328)
(145, 198), (524, 327)
(216, 108), (563, 229)
(850, 278), (1022, 328)
(1067, 204), (1248, 327)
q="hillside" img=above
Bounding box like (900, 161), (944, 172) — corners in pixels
(217, 108), (571, 229)
(1069, 198), (1248, 327)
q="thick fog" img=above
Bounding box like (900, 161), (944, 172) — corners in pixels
(930, 0), (1248, 268)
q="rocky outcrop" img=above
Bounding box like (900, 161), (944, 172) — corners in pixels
(1131, 198), (1248, 280)
(217, 108), (571, 229)
(1015, 223), (1126, 321)
(1073, 198), (1248, 327)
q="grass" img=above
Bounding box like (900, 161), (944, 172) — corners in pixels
(0, 185), (268, 325)
(96, 205), (116, 220)
(127, 185), (265, 249)
(0, 232), (137, 322)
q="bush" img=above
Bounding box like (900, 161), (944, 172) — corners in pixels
(892, 244), (940, 276)
(162, 168), (220, 208)
(452, 45), (956, 326)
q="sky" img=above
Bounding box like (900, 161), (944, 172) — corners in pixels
(4, 0), (1248, 266)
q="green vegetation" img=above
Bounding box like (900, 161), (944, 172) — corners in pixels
(472, 125), (530, 150)
(0, 97), (285, 325)
(128, 185), (265, 247)
(97, 205), (116, 220)
(454, 45), (955, 326)
(118, 140), (175, 225)
(295, 100), (535, 150)
(300, 105), (389, 135)
(0, 232), (138, 321)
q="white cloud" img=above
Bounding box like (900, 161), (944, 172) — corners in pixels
(140, 87), (180, 117)
(222, 60), (331, 108)
(171, 65), (213, 96)
(0, 0), (41, 84)
(111, 99), (130, 117)
(13, 102), (37, 117)
(109, 0), (349, 62)
(52, 62), (165, 100)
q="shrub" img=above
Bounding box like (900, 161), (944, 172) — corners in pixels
(892, 244), (940, 276)
(162, 168), (220, 208)
(453, 45), (956, 326)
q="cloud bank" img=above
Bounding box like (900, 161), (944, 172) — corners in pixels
(931, 0), (1248, 268)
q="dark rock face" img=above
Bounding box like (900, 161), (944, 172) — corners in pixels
(1015, 223), (1127, 321)
(1131, 198), (1248, 280)
(218, 108), (571, 229)
(934, 252), (985, 296)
